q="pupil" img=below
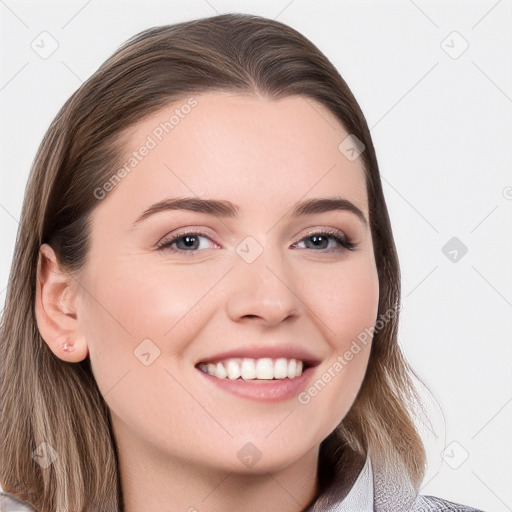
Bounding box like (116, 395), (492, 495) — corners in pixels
(311, 235), (326, 248)
(183, 236), (197, 248)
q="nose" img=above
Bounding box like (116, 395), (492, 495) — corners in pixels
(225, 241), (301, 326)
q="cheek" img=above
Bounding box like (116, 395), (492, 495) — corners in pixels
(78, 259), (217, 400)
(296, 255), (379, 429)
(83, 258), (217, 346)
(300, 254), (380, 343)
(78, 261), (220, 451)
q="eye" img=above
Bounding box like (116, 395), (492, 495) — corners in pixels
(156, 230), (218, 254)
(291, 229), (355, 252)
(156, 228), (355, 255)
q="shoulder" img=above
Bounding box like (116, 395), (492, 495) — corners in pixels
(415, 494), (486, 512)
(0, 492), (36, 511)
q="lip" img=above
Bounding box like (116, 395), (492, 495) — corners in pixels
(196, 364), (317, 402)
(194, 345), (322, 403)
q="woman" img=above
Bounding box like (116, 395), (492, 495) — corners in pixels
(0, 13), (484, 512)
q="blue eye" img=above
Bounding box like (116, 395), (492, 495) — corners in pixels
(292, 231), (354, 252)
(156, 229), (355, 254)
(156, 231), (215, 253)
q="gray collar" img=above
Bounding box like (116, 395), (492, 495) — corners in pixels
(313, 455), (419, 512)
(328, 456), (374, 511)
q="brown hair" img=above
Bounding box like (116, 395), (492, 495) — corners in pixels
(0, 12), (426, 511)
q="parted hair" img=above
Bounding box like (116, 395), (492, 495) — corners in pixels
(0, 13), (426, 511)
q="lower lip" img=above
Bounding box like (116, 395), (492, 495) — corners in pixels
(196, 366), (316, 402)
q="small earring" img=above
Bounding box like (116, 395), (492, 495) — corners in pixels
(62, 341), (74, 353)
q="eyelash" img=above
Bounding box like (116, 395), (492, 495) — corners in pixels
(155, 228), (355, 255)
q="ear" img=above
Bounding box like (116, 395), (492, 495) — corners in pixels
(34, 243), (89, 363)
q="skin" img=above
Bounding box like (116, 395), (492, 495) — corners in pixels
(35, 93), (379, 511)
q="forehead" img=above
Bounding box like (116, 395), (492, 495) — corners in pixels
(94, 93), (368, 228)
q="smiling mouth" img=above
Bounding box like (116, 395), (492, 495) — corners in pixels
(196, 357), (314, 381)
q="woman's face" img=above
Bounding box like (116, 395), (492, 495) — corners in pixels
(76, 92), (379, 474)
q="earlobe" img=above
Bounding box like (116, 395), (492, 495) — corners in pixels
(34, 243), (89, 363)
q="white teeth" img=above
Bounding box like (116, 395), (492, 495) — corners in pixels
(273, 358), (288, 379)
(255, 358), (274, 379)
(287, 359), (297, 378)
(241, 358), (256, 380)
(199, 357), (306, 380)
(227, 359), (241, 380)
(215, 362), (227, 379)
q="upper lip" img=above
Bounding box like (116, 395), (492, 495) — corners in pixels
(195, 345), (322, 368)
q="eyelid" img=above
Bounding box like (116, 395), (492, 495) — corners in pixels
(155, 228), (217, 250)
(293, 226), (354, 251)
(299, 226), (347, 240)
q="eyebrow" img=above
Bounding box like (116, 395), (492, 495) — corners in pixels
(132, 196), (368, 228)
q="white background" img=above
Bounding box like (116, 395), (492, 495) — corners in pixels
(1, 1), (511, 510)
